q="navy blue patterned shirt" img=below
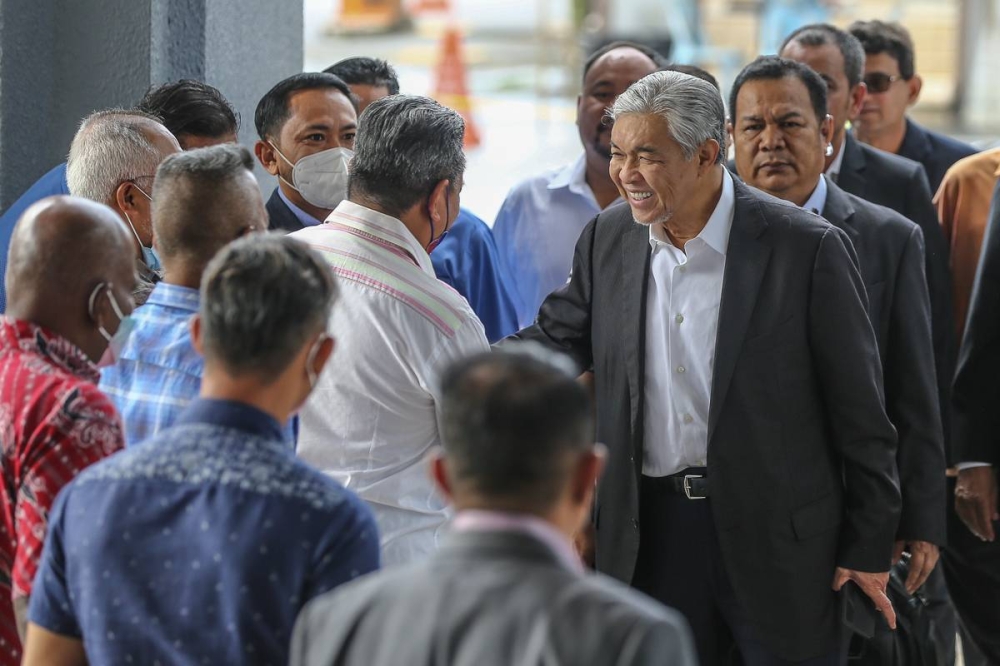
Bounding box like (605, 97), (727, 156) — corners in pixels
(28, 398), (380, 666)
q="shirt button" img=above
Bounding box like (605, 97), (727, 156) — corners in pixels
(676, 366), (686, 374)
(675, 314), (684, 324)
(683, 413), (694, 424)
(678, 265), (687, 273)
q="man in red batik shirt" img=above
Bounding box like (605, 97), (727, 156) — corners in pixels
(0, 196), (136, 665)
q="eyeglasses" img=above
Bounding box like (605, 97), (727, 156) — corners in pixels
(863, 72), (903, 94)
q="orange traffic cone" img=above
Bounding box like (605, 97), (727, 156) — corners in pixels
(411, 0), (450, 13)
(432, 27), (482, 149)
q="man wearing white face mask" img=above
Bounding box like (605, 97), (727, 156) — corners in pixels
(291, 95), (490, 566)
(66, 110), (182, 305)
(254, 72), (358, 232)
(0, 196), (133, 664)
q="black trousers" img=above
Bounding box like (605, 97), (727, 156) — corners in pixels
(941, 477), (1000, 664)
(631, 474), (840, 666)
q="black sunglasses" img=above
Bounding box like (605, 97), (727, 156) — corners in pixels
(863, 72), (902, 94)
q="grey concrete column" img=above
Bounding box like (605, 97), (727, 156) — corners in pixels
(0, 0), (303, 211)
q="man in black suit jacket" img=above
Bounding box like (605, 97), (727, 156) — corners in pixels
(780, 24), (956, 464)
(948, 180), (1000, 662)
(848, 20), (977, 194)
(512, 69), (901, 665)
(252, 72), (358, 232)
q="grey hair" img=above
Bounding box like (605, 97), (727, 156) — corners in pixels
(67, 109), (166, 204)
(199, 234), (338, 381)
(348, 95), (466, 218)
(781, 24), (866, 88)
(608, 71), (727, 165)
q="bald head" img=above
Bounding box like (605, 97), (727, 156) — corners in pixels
(6, 196), (136, 359)
(152, 144), (266, 280)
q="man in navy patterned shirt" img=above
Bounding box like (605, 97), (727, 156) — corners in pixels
(22, 235), (379, 666)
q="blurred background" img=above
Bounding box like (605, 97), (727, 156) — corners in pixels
(307, 0), (1000, 223)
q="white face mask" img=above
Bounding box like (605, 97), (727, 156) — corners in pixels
(271, 144), (352, 211)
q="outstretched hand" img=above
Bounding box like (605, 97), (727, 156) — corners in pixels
(832, 567), (896, 630)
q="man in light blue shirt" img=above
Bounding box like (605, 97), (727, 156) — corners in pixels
(99, 144), (270, 446)
(493, 41), (664, 328)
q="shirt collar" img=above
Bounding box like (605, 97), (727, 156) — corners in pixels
(0, 316), (99, 383)
(175, 398), (285, 442)
(648, 167), (736, 256)
(451, 509), (584, 574)
(325, 200), (436, 277)
(802, 175), (829, 215)
(547, 153), (619, 210)
(826, 139), (846, 178)
(278, 187), (325, 228)
(145, 282), (200, 312)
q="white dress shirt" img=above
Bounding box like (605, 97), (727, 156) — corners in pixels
(643, 170), (736, 476)
(493, 153), (621, 328)
(290, 201), (490, 566)
(826, 139), (846, 182)
(803, 175), (829, 215)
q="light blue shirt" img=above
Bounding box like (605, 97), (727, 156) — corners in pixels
(493, 154), (620, 328)
(278, 187), (324, 227)
(802, 175), (829, 215)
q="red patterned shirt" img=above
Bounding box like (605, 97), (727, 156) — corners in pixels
(0, 317), (124, 665)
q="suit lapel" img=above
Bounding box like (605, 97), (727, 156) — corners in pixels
(836, 134), (868, 198)
(708, 182), (771, 443)
(821, 179), (859, 243)
(621, 222), (652, 471)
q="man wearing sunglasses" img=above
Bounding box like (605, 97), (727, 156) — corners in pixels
(849, 20), (978, 194)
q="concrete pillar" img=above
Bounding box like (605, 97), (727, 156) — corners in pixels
(0, 0), (303, 211)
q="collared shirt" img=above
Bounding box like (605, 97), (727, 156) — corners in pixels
(935, 147), (1000, 339)
(278, 187), (324, 228)
(451, 510), (584, 574)
(802, 175), (829, 214)
(0, 317), (123, 666)
(290, 201), (490, 566)
(643, 170), (736, 476)
(826, 139), (846, 183)
(28, 398), (379, 666)
(493, 153), (621, 328)
(431, 208), (523, 342)
(99, 282), (296, 447)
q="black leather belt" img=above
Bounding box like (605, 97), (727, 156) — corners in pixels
(649, 468), (710, 499)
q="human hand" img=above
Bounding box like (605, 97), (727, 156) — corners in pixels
(955, 466), (999, 541)
(832, 567), (895, 629)
(891, 540), (939, 593)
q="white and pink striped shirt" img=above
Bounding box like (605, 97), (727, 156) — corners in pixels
(291, 201), (489, 566)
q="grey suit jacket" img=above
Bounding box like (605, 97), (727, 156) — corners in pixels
(511, 177), (901, 660)
(290, 530), (697, 666)
(822, 179), (946, 545)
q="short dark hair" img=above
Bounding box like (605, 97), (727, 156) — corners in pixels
(200, 235), (337, 381)
(660, 64), (720, 91)
(137, 79), (240, 139)
(582, 40), (667, 84)
(780, 23), (866, 88)
(324, 57), (400, 95)
(254, 72), (356, 141)
(348, 95), (465, 218)
(848, 20), (916, 80)
(153, 144), (261, 267)
(439, 345), (593, 509)
(730, 56), (829, 124)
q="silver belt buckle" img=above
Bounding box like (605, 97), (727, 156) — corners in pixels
(683, 474), (706, 500)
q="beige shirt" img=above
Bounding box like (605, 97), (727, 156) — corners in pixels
(934, 147), (1000, 340)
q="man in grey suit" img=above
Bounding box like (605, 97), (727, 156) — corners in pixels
(512, 70), (901, 665)
(290, 346), (697, 666)
(730, 56), (949, 658)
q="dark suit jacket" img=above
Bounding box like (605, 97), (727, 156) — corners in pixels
(898, 118), (979, 195)
(266, 187), (306, 232)
(290, 530), (698, 666)
(839, 133), (956, 462)
(513, 176), (901, 660)
(953, 181), (1000, 464)
(823, 179), (946, 544)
